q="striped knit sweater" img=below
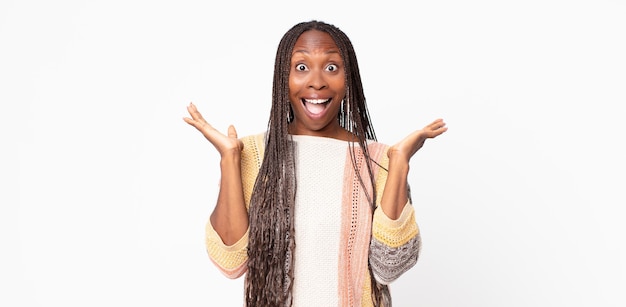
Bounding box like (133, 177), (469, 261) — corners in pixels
(205, 132), (421, 306)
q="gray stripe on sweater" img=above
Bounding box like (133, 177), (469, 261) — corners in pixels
(369, 234), (421, 284)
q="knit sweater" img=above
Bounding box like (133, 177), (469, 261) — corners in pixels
(205, 132), (421, 306)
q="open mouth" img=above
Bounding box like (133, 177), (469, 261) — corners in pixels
(302, 98), (331, 115)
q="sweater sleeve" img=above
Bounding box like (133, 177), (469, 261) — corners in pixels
(205, 223), (249, 278)
(370, 200), (421, 284)
(369, 146), (421, 285)
(204, 132), (265, 279)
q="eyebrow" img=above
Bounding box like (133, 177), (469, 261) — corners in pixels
(292, 49), (340, 55)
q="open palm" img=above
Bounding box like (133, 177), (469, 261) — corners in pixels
(388, 118), (447, 162)
(183, 102), (243, 157)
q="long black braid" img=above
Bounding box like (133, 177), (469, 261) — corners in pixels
(245, 20), (391, 306)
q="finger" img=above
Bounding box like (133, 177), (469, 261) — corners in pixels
(436, 120), (447, 131)
(227, 125), (245, 150)
(428, 118), (444, 128)
(428, 119), (446, 132)
(187, 102), (207, 123)
(183, 115), (214, 134)
(182, 116), (201, 128)
(429, 125), (448, 138)
(188, 105), (218, 133)
(434, 126), (448, 136)
(227, 125), (238, 139)
(187, 104), (202, 121)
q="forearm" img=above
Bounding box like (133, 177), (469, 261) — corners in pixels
(380, 155), (410, 220)
(370, 156), (420, 284)
(210, 154), (249, 245)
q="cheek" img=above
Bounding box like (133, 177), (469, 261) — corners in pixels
(288, 76), (301, 96)
(331, 79), (346, 96)
(329, 72), (345, 89)
(287, 85), (295, 102)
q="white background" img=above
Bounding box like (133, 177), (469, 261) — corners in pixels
(2, 0), (625, 306)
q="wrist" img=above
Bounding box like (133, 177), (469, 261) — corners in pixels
(387, 152), (410, 173)
(220, 151), (241, 167)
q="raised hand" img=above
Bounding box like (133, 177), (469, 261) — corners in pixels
(388, 118), (447, 162)
(380, 118), (447, 218)
(183, 102), (248, 244)
(183, 102), (243, 157)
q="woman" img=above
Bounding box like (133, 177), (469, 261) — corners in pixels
(184, 20), (447, 306)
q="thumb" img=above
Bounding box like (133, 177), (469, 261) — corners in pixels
(228, 125), (244, 151)
(227, 125), (238, 139)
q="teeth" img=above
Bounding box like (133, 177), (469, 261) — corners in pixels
(304, 99), (329, 104)
(303, 98), (328, 115)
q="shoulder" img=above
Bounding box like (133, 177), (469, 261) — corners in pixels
(240, 131), (267, 167)
(240, 131), (266, 143)
(239, 132), (267, 204)
(240, 131), (267, 151)
(366, 140), (390, 158)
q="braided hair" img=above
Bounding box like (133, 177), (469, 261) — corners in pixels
(245, 20), (391, 306)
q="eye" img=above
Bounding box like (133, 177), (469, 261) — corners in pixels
(326, 64), (338, 72)
(295, 64), (308, 71)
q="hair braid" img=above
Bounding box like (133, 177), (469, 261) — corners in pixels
(245, 20), (391, 306)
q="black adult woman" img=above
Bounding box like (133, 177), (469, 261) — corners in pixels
(184, 20), (447, 306)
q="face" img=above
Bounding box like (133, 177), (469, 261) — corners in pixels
(288, 30), (347, 139)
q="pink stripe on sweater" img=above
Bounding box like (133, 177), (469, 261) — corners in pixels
(338, 143), (386, 306)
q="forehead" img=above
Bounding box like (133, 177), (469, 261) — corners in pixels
(292, 30), (339, 53)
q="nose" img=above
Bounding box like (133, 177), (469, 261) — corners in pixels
(307, 69), (327, 90)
